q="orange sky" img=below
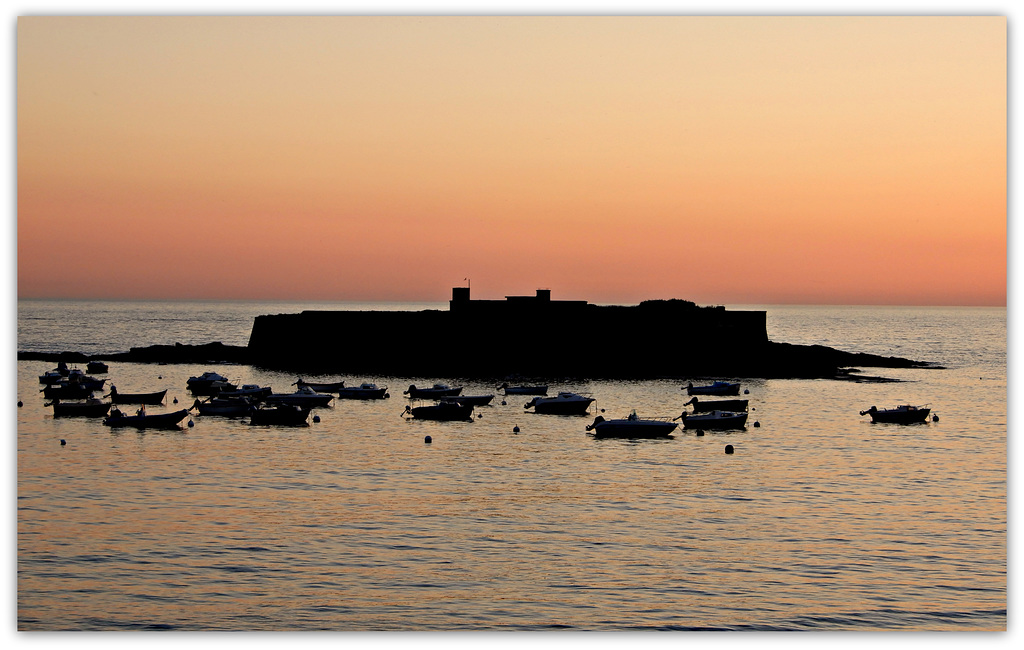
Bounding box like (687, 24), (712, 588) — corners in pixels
(16, 16), (1006, 305)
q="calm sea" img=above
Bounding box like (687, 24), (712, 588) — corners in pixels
(15, 300), (1007, 631)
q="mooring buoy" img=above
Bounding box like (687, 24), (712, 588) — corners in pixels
(513, 425), (520, 434)
(696, 430), (705, 436)
(187, 420), (194, 428)
(18, 401), (23, 407)
(173, 397), (178, 404)
(932, 415), (939, 422)
(424, 435), (432, 444)
(725, 444), (734, 454)
(753, 421), (760, 428)
(744, 389), (749, 394)
(313, 415), (321, 423)
(60, 439), (66, 446)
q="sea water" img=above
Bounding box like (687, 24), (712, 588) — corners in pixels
(15, 301), (1007, 630)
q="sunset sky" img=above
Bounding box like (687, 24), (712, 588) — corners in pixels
(15, 13), (1006, 306)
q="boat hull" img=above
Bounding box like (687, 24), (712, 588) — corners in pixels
(680, 411), (748, 430)
(527, 396), (594, 415)
(502, 386), (548, 395)
(686, 382), (741, 396)
(449, 394), (494, 407)
(590, 420), (677, 439)
(686, 398), (748, 413)
(336, 388), (389, 400)
(110, 389), (167, 405)
(405, 386), (463, 399)
(103, 409), (190, 429)
(864, 407), (931, 424)
(49, 401), (111, 418)
(406, 403), (474, 421)
(250, 406), (311, 426)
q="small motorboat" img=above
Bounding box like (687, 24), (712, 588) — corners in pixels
(676, 409), (748, 430)
(46, 398), (111, 418)
(103, 406), (190, 429)
(266, 386), (334, 407)
(191, 397), (254, 417)
(499, 383), (548, 395)
(586, 411), (678, 439)
(403, 400), (475, 421)
(525, 392), (595, 415)
(685, 381), (741, 396)
(186, 372), (237, 395)
(86, 361), (109, 374)
(860, 404), (932, 424)
(294, 378), (347, 393)
(216, 384), (272, 401)
(683, 396), (748, 413)
(249, 404), (311, 426)
(448, 394), (494, 407)
(38, 369), (66, 385)
(404, 383), (463, 399)
(41, 382), (95, 400)
(336, 383), (390, 400)
(107, 385), (168, 405)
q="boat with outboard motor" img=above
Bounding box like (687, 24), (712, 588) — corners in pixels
(107, 385), (167, 405)
(46, 398), (111, 418)
(524, 391), (595, 415)
(190, 397), (254, 417)
(586, 411), (677, 438)
(860, 404), (932, 424)
(447, 394), (494, 407)
(336, 382), (390, 400)
(249, 404), (311, 426)
(500, 383), (548, 395)
(294, 378), (347, 393)
(403, 399), (475, 421)
(186, 372), (237, 395)
(266, 386), (334, 407)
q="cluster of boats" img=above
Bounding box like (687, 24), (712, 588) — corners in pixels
(34, 363), (937, 435)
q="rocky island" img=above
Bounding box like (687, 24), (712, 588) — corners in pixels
(19, 288), (937, 380)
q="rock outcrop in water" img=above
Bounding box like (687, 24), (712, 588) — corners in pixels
(18, 288), (937, 379)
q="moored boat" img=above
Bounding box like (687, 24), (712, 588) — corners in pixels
(86, 361), (109, 374)
(500, 383), (548, 395)
(186, 372), (237, 395)
(249, 404), (311, 426)
(107, 385), (168, 405)
(586, 411), (677, 438)
(403, 400), (475, 421)
(448, 394), (494, 407)
(404, 383), (463, 399)
(683, 396), (748, 413)
(191, 397), (254, 417)
(42, 382), (95, 400)
(860, 404), (932, 424)
(294, 378), (347, 393)
(103, 407), (190, 429)
(216, 384), (272, 401)
(685, 381), (741, 396)
(676, 409), (748, 430)
(524, 391), (594, 415)
(266, 386), (334, 407)
(46, 398), (111, 418)
(336, 382), (389, 400)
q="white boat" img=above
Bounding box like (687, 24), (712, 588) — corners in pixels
(524, 391), (594, 415)
(266, 386), (334, 407)
(860, 404), (932, 424)
(586, 411), (678, 438)
(336, 383), (389, 400)
(676, 409), (748, 430)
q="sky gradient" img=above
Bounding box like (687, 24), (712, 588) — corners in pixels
(16, 15), (1006, 305)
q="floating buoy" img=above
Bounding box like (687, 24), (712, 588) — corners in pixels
(173, 397), (178, 404)
(158, 376), (162, 380)
(696, 430), (704, 436)
(725, 444), (734, 454)
(600, 408), (606, 413)
(384, 393), (390, 399)
(744, 389), (749, 394)
(17, 401), (23, 407)
(424, 435), (432, 444)
(513, 425), (520, 434)
(753, 421), (760, 428)
(477, 413), (483, 418)
(932, 415), (939, 422)
(313, 415), (320, 423)
(187, 420), (194, 427)
(60, 439), (66, 446)
(501, 400), (507, 406)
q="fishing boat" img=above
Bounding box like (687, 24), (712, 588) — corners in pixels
(676, 409), (748, 430)
(402, 400), (475, 421)
(499, 383), (548, 395)
(335, 383), (390, 400)
(683, 396), (748, 413)
(448, 394), (494, 407)
(404, 383), (463, 399)
(249, 404), (311, 426)
(42, 382), (95, 400)
(524, 391), (594, 415)
(294, 378), (347, 393)
(38, 369), (65, 385)
(190, 397), (254, 417)
(266, 386), (334, 407)
(860, 404), (932, 424)
(107, 385), (168, 405)
(103, 407), (190, 429)
(585, 411), (677, 439)
(46, 398), (111, 418)
(186, 372), (237, 395)
(685, 381), (741, 396)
